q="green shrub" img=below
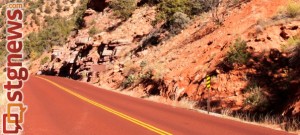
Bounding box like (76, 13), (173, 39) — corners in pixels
(139, 70), (153, 81)
(0, 27), (5, 39)
(188, 0), (208, 15)
(122, 74), (136, 88)
(73, 0), (89, 28)
(156, 0), (190, 23)
(244, 88), (269, 111)
(0, 41), (7, 66)
(1, 6), (6, 16)
(169, 12), (190, 34)
(140, 61), (147, 68)
(286, 1), (300, 18)
(289, 35), (300, 67)
(109, 0), (137, 20)
(287, 35), (300, 46)
(0, 16), (4, 28)
(243, 81), (260, 94)
(88, 26), (99, 36)
(40, 56), (50, 65)
(227, 38), (250, 65)
(24, 16), (74, 59)
(155, 0), (205, 23)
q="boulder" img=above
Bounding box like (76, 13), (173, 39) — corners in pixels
(102, 48), (114, 56)
(75, 37), (93, 45)
(110, 39), (132, 46)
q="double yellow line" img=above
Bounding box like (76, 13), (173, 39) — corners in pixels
(36, 76), (172, 135)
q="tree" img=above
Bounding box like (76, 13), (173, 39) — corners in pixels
(110, 0), (137, 20)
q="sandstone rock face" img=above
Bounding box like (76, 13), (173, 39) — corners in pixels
(87, 0), (108, 12)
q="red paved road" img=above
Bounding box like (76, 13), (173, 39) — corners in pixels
(23, 76), (293, 135)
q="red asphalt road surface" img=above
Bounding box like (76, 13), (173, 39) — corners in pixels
(23, 76), (293, 135)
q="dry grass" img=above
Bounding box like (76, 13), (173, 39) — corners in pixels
(220, 108), (300, 133)
(94, 81), (299, 133)
(275, 1), (300, 19)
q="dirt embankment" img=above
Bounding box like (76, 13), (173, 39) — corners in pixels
(33, 0), (300, 120)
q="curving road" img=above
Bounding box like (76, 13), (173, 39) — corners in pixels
(23, 76), (292, 135)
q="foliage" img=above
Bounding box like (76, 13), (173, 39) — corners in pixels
(244, 88), (269, 112)
(276, 1), (300, 19)
(155, 0), (190, 23)
(226, 38), (250, 65)
(140, 61), (147, 68)
(243, 81), (259, 94)
(1, 5), (6, 16)
(156, 0), (206, 23)
(23, 0), (89, 60)
(289, 35), (300, 67)
(25, 0), (44, 15)
(0, 16), (3, 28)
(188, 0), (210, 15)
(139, 70), (153, 80)
(109, 0), (137, 20)
(73, 0), (89, 28)
(169, 12), (190, 34)
(122, 74), (136, 88)
(24, 17), (74, 59)
(88, 26), (98, 36)
(0, 41), (7, 66)
(287, 35), (300, 47)
(153, 0), (206, 34)
(286, 1), (300, 18)
(0, 4), (4, 27)
(0, 27), (5, 39)
(40, 56), (50, 65)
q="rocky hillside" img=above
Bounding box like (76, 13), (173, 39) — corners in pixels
(4, 0), (300, 131)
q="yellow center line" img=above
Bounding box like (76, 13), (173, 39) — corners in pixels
(36, 76), (172, 135)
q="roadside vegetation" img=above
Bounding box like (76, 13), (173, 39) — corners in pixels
(221, 111), (300, 132)
(24, 0), (89, 60)
(226, 38), (250, 66)
(289, 33), (300, 67)
(24, 16), (74, 60)
(275, 1), (300, 19)
(0, 41), (6, 66)
(109, 0), (137, 20)
(285, 1), (300, 18)
(88, 26), (100, 36)
(40, 56), (50, 65)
